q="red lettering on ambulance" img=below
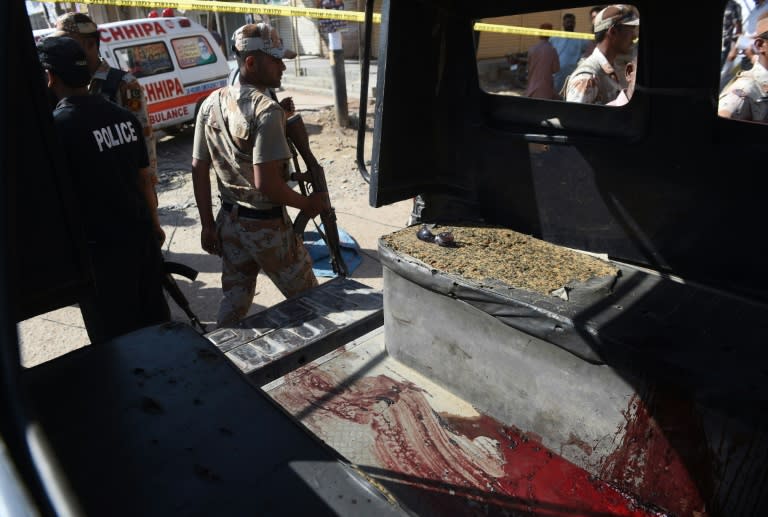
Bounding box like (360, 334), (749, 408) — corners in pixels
(99, 21), (168, 43)
(149, 105), (190, 126)
(145, 78), (184, 102)
(145, 82), (158, 102)
(123, 25), (139, 40)
(170, 79), (183, 96)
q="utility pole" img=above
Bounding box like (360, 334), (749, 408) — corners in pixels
(317, 0), (349, 127)
(214, 11), (225, 57)
(328, 30), (349, 127)
(291, 0), (302, 77)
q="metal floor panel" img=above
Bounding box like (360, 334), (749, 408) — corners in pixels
(205, 277), (383, 386)
(263, 330), (670, 517)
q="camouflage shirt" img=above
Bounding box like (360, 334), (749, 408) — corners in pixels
(192, 84), (292, 209)
(718, 61), (768, 123)
(90, 59), (157, 183)
(564, 47), (624, 105)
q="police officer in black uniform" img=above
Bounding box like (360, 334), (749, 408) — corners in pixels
(38, 36), (170, 344)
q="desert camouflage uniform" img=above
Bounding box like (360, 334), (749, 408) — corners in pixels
(90, 59), (158, 184)
(718, 61), (768, 122)
(194, 85), (317, 326)
(564, 47), (624, 105)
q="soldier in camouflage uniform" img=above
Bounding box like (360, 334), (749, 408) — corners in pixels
(564, 5), (639, 105)
(192, 23), (328, 327)
(719, 14), (768, 123)
(53, 12), (158, 188)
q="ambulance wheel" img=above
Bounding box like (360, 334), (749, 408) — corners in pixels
(163, 124), (184, 135)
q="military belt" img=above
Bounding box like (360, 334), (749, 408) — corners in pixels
(222, 202), (283, 220)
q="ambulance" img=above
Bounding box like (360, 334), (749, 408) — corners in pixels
(34, 16), (229, 131)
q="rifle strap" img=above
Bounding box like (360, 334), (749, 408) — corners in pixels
(212, 88), (250, 158)
(92, 67), (127, 104)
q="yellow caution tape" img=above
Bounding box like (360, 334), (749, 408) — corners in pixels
(35, 0), (381, 22)
(473, 22), (593, 40)
(33, 0), (593, 39)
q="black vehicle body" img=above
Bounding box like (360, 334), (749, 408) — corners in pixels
(2, 0), (767, 515)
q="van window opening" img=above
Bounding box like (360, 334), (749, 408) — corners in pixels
(113, 41), (174, 78)
(171, 36), (219, 69)
(717, 0), (768, 125)
(476, 5), (639, 108)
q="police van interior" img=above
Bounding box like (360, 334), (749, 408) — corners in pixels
(2, 0), (768, 515)
(363, 0), (767, 515)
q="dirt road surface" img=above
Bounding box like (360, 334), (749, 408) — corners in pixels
(17, 88), (411, 368)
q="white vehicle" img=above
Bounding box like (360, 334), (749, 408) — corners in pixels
(34, 16), (229, 131)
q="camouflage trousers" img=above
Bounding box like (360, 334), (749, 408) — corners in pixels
(216, 206), (317, 327)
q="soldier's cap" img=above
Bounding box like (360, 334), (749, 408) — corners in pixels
(593, 5), (639, 33)
(53, 12), (99, 37)
(756, 13), (768, 38)
(37, 36), (91, 88)
(231, 23), (297, 60)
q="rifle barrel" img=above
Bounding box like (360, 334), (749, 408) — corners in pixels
(288, 137), (348, 278)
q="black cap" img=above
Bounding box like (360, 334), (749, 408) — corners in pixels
(37, 36), (91, 88)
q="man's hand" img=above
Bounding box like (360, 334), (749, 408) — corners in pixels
(279, 97), (295, 118)
(291, 170), (311, 183)
(305, 191), (331, 218)
(201, 223), (221, 256)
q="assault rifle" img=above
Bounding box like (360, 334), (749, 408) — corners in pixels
(163, 260), (208, 334)
(286, 115), (348, 278)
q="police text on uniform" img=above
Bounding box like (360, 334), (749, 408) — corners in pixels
(92, 121), (138, 152)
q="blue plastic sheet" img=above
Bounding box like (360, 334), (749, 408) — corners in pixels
(303, 225), (362, 277)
